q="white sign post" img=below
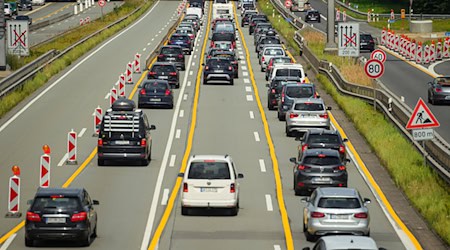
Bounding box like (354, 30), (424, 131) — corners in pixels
(6, 20), (29, 56)
(338, 22), (360, 57)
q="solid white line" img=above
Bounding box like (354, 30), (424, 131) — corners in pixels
(246, 95), (253, 101)
(254, 132), (260, 142)
(259, 159), (266, 172)
(265, 194), (273, 211)
(245, 86), (252, 92)
(58, 153), (68, 167)
(183, 94), (188, 100)
(249, 111), (254, 119)
(0, 1), (162, 135)
(175, 129), (181, 139)
(104, 93), (110, 99)
(161, 189), (169, 205)
(187, 81), (191, 87)
(179, 109), (184, 117)
(78, 128), (86, 137)
(274, 245), (281, 250)
(243, 71), (249, 76)
(140, 11), (199, 249)
(0, 233), (16, 250)
(169, 155), (176, 167)
(243, 78), (250, 83)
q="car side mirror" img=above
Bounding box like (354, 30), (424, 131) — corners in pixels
(202, 63), (205, 66)
(238, 173), (244, 178)
(304, 73), (307, 77)
(149, 125), (156, 130)
(315, 94), (320, 98)
(326, 107), (332, 110)
(364, 198), (371, 204)
(343, 138), (348, 142)
(92, 200), (100, 205)
(345, 158), (351, 163)
(178, 172), (184, 177)
(27, 199), (33, 205)
(289, 157), (297, 163)
(301, 197), (309, 203)
(236, 37), (239, 41)
(237, 58), (241, 61)
(427, 81), (432, 85)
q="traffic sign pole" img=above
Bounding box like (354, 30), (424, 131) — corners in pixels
(364, 59), (385, 110)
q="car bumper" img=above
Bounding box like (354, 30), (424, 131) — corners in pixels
(25, 227), (89, 241)
(139, 96), (173, 107)
(181, 198), (238, 208)
(432, 93), (450, 102)
(286, 121), (330, 132)
(97, 151), (147, 160)
(205, 73), (232, 81)
(360, 44), (375, 51)
(307, 220), (370, 236)
(295, 176), (347, 190)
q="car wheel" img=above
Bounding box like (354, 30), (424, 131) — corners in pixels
(176, 83), (180, 89)
(265, 75), (268, 81)
(285, 125), (291, 137)
(81, 229), (92, 246)
(25, 237), (34, 247)
(365, 229), (370, 237)
(92, 224), (98, 238)
(229, 206), (238, 216)
(278, 112), (284, 121)
(430, 94), (436, 105)
(141, 157), (149, 166)
(230, 79), (234, 85)
(181, 207), (189, 215)
(181, 65), (186, 71)
(428, 93), (432, 104)
(261, 67), (264, 72)
(304, 225), (316, 242)
(97, 159), (105, 166)
(268, 101), (274, 110)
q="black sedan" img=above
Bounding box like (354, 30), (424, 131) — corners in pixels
(138, 80), (174, 109)
(428, 76), (450, 104)
(203, 58), (235, 85)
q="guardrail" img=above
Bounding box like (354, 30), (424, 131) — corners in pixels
(30, 12), (73, 32)
(268, 0), (450, 183)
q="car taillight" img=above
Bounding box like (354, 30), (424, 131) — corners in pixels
(262, 56), (265, 62)
(140, 88), (146, 95)
(187, 40), (191, 44)
(141, 138), (147, 147)
(298, 165), (310, 170)
(354, 212), (368, 219)
(148, 71), (157, 76)
(435, 87), (442, 92)
(228, 66), (232, 71)
(183, 183), (188, 192)
(334, 165), (346, 171)
(189, 34), (194, 39)
(311, 212), (325, 218)
(205, 65), (209, 70)
(71, 212), (87, 222)
(230, 183), (236, 193)
(271, 89), (276, 94)
(169, 72), (177, 76)
(302, 144), (308, 151)
(26, 212), (41, 222)
(281, 92), (285, 102)
(165, 89), (171, 96)
(210, 41), (214, 47)
(370, 39), (374, 43)
(289, 113), (299, 118)
(158, 54), (164, 58)
(232, 42), (236, 48)
(178, 54), (183, 58)
(320, 113), (329, 119)
(339, 145), (345, 154)
(97, 138), (103, 146)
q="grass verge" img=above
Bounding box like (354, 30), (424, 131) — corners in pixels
(263, 0), (450, 245)
(0, 0), (155, 118)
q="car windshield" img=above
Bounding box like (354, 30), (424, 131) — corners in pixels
(318, 198), (361, 209)
(261, 38), (281, 44)
(294, 102), (324, 111)
(151, 65), (175, 72)
(215, 43), (232, 49)
(176, 29), (192, 34)
(303, 156), (340, 165)
(32, 197), (81, 210)
(188, 161), (231, 179)
(308, 134), (339, 144)
(161, 47), (181, 54)
(436, 76), (450, 86)
(171, 35), (189, 41)
(264, 48), (284, 56)
(144, 81), (168, 90)
(286, 86), (314, 98)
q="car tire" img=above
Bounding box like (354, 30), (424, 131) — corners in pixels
(25, 237), (34, 247)
(141, 157), (149, 166)
(230, 79), (234, 85)
(92, 224), (98, 238)
(181, 65), (186, 71)
(97, 159), (105, 166)
(365, 230), (370, 237)
(229, 206), (238, 216)
(268, 101), (274, 110)
(304, 226), (316, 242)
(285, 125), (291, 137)
(261, 67), (264, 72)
(181, 207), (189, 215)
(81, 229), (92, 246)
(176, 83), (180, 89)
(278, 112), (284, 121)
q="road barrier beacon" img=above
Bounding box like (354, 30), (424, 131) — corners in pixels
(134, 53), (141, 73)
(110, 87), (117, 106)
(119, 75), (125, 97)
(430, 41), (436, 62)
(444, 38), (450, 58)
(424, 45), (430, 64)
(93, 106), (102, 136)
(410, 40), (416, 61)
(126, 62), (133, 84)
(381, 28), (386, 45)
(436, 40), (442, 60)
(6, 165), (21, 218)
(40, 145), (51, 188)
(66, 129), (78, 165)
(416, 42), (422, 64)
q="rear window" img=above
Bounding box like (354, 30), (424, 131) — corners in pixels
(32, 196), (81, 210)
(176, 29), (192, 34)
(261, 38), (281, 44)
(273, 58), (292, 64)
(308, 134), (339, 144)
(294, 102), (324, 111)
(188, 161), (231, 179)
(212, 32), (235, 41)
(171, 35), (189, 41)
(264, 48), (284, 56)
(276, 69), (302, 78)
(216, 9), (230, 15)
(286, 86), (314, 98)
(151, 65), (175, 72)
(161, 47), (182, 54)
(207, 59), (230, 67)
(243, 3), (254, 8)
(144, 81), (168, 90)
(303, 156), (340, 165)
(436, 77), (450, 86)
(215, 24), (234, 33)
(318, 198), (361, 209)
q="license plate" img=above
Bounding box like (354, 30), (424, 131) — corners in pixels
(361, 42), (367, 45)
(159, 76), (169, 79)
(330, 214), (348, 219)
(313, 177), (331, 182)
(215, 70), (224, 73)
(115, 140), (130, 145)
(150, 98), (161, 102)
(167, 58), (175, 61)
(46, 217), (66, 224)
(200, 187), (217, 192)
(445, 96), (450, 100)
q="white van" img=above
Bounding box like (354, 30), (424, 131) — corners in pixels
(212, 3), (233, 20)
(269, 63), (307, 83)
(180, 155), (244, 216)
(186, 7), (202, 21)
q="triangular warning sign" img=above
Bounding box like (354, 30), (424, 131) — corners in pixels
(406, 98), (440, 130)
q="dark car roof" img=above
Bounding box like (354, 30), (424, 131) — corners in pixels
(35, 188), (84, 197)
(303, 148), (340, 157)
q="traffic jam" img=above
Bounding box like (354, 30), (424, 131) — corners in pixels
(4, 0), (377, 248)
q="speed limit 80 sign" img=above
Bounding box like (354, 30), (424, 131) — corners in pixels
(364, 59), (384, 79)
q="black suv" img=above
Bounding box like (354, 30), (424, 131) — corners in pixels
(290, 149), (349, 196)
(207, 50), (239, 78)
(305, 10), (320, 23)
(249, 18), (267, 35)
(296, 129), (348, 161)
(360, 33), (375, 52)
(169, 33), (193, 55)
(157, 45), (185, 71)
(266, 76), (302, 110)
(25, 188), (99, 247)
(203, 58), (235, 85)
(97, 98), (156, 166)
(148, 62), (180, 88)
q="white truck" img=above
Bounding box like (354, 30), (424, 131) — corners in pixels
(186, 7), (203, 24)
(212, 3), (233, 20)
(290, 0), (311, 12)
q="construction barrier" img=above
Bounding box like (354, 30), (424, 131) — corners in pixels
(444, 38), (450, 58)
(381, 28), (386, 46)
(40, 154), (50, 188)
(436, 41), (442, 60)
(66, 129), (78, 165)
(126, 62), (133, 84)
(430, 42), (436, 63)
(394, 34), (399, 52)
(6, 166), (21, 217)
(424, 45), (430, 64)
(336, 8), (340, 22)
(119, 75), (125, 97)
(134, 53), (141, 73)
(410, 41), (416, 61)
(405, 38), (410, 59)
(93, 106), (102, 136)
(110, 87), (117, 106)
(416, 42), (423, 64)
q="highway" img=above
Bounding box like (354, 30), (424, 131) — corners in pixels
(292, 0), (450, 144)
(0, 0), (433, 249)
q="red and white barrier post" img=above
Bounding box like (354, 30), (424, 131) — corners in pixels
(430, 41), (436, 63)
(134, 53), (141, 73)
(118, 74), (125, 97)
(410, 40), (416, 61)
(388, 30), (393, 49)
(405, 37), (411, 59)
(343, 10), (347, 22)
(66, 129), (78, 165)
(416, 42), (423, 64)
(93, 106), (102, 136)
(126, 62), (133, 84)
(399, 35), (404, 55)
(40, 145), (51, 188)
(394, 34), (400, 52)
(6, 165), (21, 217)
(336, 8), (340, 22)
(436, 40), (442, 60)
(367, 10), (371, 23)
(424, 45), (430, 64)
(444, 38), (450, 58)
(381, 28), (386, 46)
(110, 87), (117, 106)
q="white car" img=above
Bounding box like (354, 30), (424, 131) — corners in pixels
(4, 3), (12, 17)
(180, 155), (244, 216)
(302, 235), (385, 250)
(31, 0), (45, 5)
(259, 46), (286, 71)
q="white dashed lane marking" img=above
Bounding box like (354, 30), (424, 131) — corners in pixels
(244, 78), (250, 83)
(175, 129), (181, 139)
(249, 111), (254, 119)
(187, 81), (191, 87)
(259, 159), (266, 172)
(78, 128), (86, 137)
(254, 132), (260, 142)
(179, 110), (184, 117)
(161, 189), (169, 205)
(246, 95), (253, 101)
(245, 86), (252, 92)
(265, 194), (274, 211)
(169, 155), (176, 167)
(243, 72), (249, 76)
(183, 94), (188, 100)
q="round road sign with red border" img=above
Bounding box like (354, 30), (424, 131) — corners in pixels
(364, 59), (384, 79)
(98, 0), (106, 7)
(370, 49), (387, 63)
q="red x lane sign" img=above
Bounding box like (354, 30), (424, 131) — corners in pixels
(338, 22), (360, 57)
(6, 20), (29, 56)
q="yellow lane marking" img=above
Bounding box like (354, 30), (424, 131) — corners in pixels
(235, 4), (295, 250)
(33, 3), (75, 22)
(147, 4), (213, 250)
(27, 3), (53, 15)
(329, 113), (422, 249)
